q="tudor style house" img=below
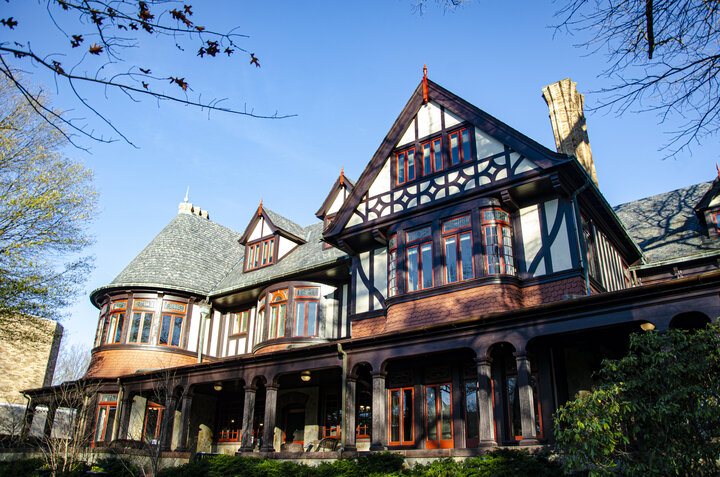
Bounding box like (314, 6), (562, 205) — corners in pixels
(22, 76), (720, 457)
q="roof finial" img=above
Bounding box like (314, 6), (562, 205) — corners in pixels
(340, 165), (344, 186)
(422, 63), (429, 103)
(184, 186), (190, 203)
(258, 198), (263, 216)
(716, 163), (719, 179)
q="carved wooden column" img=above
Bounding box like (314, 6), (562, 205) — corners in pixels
(260, 385), (278, 452)
(476, 358), (496, 446)
(369, 371), (387, 451)
(344, 376), (357, 451)
(515, 353), (538, 445)
(239, 386), (256, 452)
(173, 391), (193, 451)
(159, 395), (178, 450)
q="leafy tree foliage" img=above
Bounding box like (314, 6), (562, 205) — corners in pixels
(0, 1), (290, 148)
(555, 323), (720, 475)
(0, 76), (96, 335)
(555, 0), (720, 157)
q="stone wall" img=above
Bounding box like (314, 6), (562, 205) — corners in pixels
(0, 315), (62, 405)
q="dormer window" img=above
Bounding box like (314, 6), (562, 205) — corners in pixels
(246, 237), (275, 270)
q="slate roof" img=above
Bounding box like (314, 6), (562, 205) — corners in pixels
(614, 181), (720, 263)
(264, 208), (306, 241)
(105, 213), (245, 296)
(212, 221), (347, 295)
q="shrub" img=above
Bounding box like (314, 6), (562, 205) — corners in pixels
(0, 458), (45, 477)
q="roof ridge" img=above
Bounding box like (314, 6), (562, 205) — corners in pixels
(613, 181), (712, 209)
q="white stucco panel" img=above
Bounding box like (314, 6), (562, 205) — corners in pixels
(444, 109), (462, 128)
(474, 128), (504, 160)
(277, 235), (297, 260)
(355, 252), (370, 314)
(417, 101), (443, 139)
(369, 159), (391, 197)
(248, 218), (265, 241)
(520, 204), (545, 276)
(397, 120), (415, 147)
(373, 248), (388, 309)
(186, 305), (199, 353)
(327, 189), (346, 214)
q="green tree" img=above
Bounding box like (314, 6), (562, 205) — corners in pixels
(554, 323), (720, 475)
(0, 76), (97, 336)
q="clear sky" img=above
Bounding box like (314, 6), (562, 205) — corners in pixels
(5, 1), (720, 348)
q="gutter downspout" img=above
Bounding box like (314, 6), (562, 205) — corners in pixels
(337, 343), (347, 452)
(571, 179), (592, 295)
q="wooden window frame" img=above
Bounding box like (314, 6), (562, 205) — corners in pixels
(246, 236), (276, 271)
(231, 310), (250, 336)
(388, 234), (398, 297)
(448, 127), (473, 166)
(293, 299), (319, 337)
(142, 402), (164, 443)
(105, 311), (126, 345)
(421, 137), (443, 176)
(128, 311), (153, 344)
(388, 387), (414, 446)
(442, 214), (474, 284)
(395, 147), (416, 186)
(158, 302), (186, 347)
(267, 290), (287, 340)
(481, 208), (516, 276)
(406, 241), (433, 292)
(92, 394), (117, 445)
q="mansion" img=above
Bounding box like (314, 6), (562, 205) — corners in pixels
(22, 75), (720, 458)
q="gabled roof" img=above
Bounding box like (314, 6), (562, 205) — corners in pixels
(693, 176), (720, 214)
(324, 78), (570, 239)
(614, 181), (720, 263)
(91, 213), (244, 302)
(315, 172), (355, 219)
(238, 205), (307, 244)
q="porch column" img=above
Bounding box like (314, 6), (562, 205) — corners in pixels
(476, 358), (496, 446)
(173, 391), (193, 451)
(116, 394), (133, 440)
(159, 395), (178, 450)
(515, 353), (538, 445)
(42, 402), (58, 439)
(260, 384), (278, 452)
(369, 371), (387, 451)
(344, 376), (357, 452)
(239, 386), (256, 452)
(21, 400), (37, 440)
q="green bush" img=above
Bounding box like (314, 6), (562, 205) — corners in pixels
(93, 456), (142, 477)
(408, 450), (562, 477)
(156, 458), (210, 477)
(0, 458), (45, 477)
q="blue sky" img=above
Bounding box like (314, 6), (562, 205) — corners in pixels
(5, 1), (720, 348)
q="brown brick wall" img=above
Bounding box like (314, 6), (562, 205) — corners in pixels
(352, 276), (586, 338)
(84, 348), (197, 378)
(0, 316), (62, 404)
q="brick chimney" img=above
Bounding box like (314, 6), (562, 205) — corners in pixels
(542, 78), (598, 187)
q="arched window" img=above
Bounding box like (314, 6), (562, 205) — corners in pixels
(268, 289), (288, 339)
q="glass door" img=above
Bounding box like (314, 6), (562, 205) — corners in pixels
(425, 383), (453, 449)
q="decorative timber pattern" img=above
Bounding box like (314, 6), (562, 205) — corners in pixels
(347, 144), (539, 228)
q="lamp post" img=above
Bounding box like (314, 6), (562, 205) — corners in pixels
(197, 300), (211, 363)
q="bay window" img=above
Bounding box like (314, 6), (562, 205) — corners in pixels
(406, 226), (433, 292)
(481, 208), (515, 275)
(158, 301), (185, 347)
(255, 296), (266, 344)
(105, 301), (126, 344)
(128, 299), (154, 344)
(442, 215), (474, 283)
(396, 147), (416, 185)
(293, 287), (319, 337)
(268, 289), (287, 339)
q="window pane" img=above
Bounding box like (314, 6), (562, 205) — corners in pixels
(268, 239), (274, 263)
(295, 287), (319, 297)
(388, 250), (397, 297)
(269, 306), (277, 338)
(407, 149), (415, 181)
(407, 247), (419, 292)
(104, 407), (116, 442)
(407, 226), (432, 243)
(141, 313), (152, 343)
(307, 302), (318, 336)
(113, 313), (124, 343)
(277, 304), (286, 337)
(391, 390), (400, 443)
(426, 387), (437, 441)
(130, 313), (141, 342)
(442, 215), (471, 233)
(508, 376), (520, 438)
(159, 314), (170, 345)
(444, 237), (458, 284)
(261, 241), (268, 265)
(423, 143), (432, 175)
(461, 129), (471, 162)
(403, 389), (413, 442)
(465, 382), (479, 440)
(421, 243), (433, 289)
(433, 138), (442, 171)
(294, 302), (305, 336)
(172, 316), (183, 346)
(460, 232), (474, 280)
(145, 408), (159, 441)
(241, 311), (248, 332)
(95, 407), (107, 441)
(397, 153), (405, 184)
(440, 384), (452, 440)
(450, 132), (459, 165)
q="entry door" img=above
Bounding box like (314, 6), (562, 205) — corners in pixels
(425, 383), (453, 449)
(283, 408), (305, 445)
